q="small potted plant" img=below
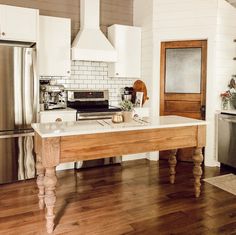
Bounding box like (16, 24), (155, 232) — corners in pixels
(120, 100), (134, 122)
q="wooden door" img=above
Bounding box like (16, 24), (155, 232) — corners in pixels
(160, 40), (207, 161)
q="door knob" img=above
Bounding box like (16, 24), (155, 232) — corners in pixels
(200, 105), (206, 120)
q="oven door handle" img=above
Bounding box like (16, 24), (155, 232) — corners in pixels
(78, 116), (112, 121)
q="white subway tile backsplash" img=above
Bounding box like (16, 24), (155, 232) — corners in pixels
(100, 71), (107, 76)
(100, 62), (107, 67)
(96, 67), (104, 71)
(95, 75), (103, 80)
(84, 61), (91, 66)
(74, 70), (80, 75)
(80, 84), (88, 89)
(91, 71), (100, 75)
(91, 62), (100, 66)
(79, 75), (87, 80)
(74, 61), (81, 66)
(83, 71), (92, 75)
(79, 66), (87, 70)
(87, 66), (93, 71)
(71, 65), (78, 70)
(40, 61), (135, 106)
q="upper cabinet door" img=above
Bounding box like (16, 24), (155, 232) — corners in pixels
(39, 16), (71, 77)
(0, 5), (38, 42)
(108, 25), (141, 78)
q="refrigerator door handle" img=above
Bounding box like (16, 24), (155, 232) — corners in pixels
(32, 48), (38, 122)
(0, 131), (34, 139)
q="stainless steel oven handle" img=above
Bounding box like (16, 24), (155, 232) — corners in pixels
(78, 116), (112, 120)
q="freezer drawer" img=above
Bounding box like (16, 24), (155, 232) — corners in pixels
(0, 133), (35, 184)
(218, 114), (236, 167)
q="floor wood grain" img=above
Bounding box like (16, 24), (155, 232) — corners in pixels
(0, 159), (234, 235)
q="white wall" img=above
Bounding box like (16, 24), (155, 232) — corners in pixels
(216, 0), (236, 102)
(133, 0), (159, 161)
(133, 0), (236, 166)
(133, 0), (153, 110)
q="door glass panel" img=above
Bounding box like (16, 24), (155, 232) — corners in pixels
(165, 48), (202, 93)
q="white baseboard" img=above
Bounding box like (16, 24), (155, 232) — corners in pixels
(204, 160), (220, 167)
(56, 162), (74, 171)
(146, 152), (159, 161)
(122, 153), (147, 161)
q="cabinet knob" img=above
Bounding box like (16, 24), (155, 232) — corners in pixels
(67, 71), (70, 74)
(55, 118), (62, 122)
(116, 72), (119, 76)
(1, 32), (5, 36)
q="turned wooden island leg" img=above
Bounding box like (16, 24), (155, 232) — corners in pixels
(193, 147), (204, 198)
(168, 149), (177, 184)
(36, 155), (45, 210)
(44, 167), (57, 234)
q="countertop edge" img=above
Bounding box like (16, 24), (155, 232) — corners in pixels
(32, 121), (207, 139)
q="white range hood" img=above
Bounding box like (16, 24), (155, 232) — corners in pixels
(71, 0), (117, 62)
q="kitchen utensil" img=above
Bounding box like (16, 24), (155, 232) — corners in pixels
(122, 94), (132, 101)
(133, 80), (149, 105)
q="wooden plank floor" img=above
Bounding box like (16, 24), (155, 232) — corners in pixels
(0, 159), (235, 235)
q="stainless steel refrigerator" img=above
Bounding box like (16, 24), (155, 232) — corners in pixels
(0, 46), (37, 184)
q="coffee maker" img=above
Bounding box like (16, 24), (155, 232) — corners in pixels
(40, 84), (66, 110)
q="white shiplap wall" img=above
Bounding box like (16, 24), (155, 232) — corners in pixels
(216, 0), (236, 102)
(133, 0), (236, 166)
(133, 0), (153, 109)
(133, 0), (159, 161)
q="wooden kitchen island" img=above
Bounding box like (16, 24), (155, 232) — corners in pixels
(32, 115), (206, 234)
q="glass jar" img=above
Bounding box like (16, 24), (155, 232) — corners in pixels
(222, 99), (229, 110)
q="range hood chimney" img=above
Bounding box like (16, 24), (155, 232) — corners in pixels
(71, 0), (117, 62)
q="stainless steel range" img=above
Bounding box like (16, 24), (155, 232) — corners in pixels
(67, 90), (122, 120)
(67, 89), (122, 168)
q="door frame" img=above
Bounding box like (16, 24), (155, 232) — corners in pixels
(160, 40), (207, 118)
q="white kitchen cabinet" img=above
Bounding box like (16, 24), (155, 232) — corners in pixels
(39, 109), (76, 123)
(108, 24), (141, 78)
(39, 108), (76, 171)
(39, 16), (71, 77)
(0, 5), (38, 43)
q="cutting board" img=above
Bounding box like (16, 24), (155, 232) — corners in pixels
(133, 80), (149, 105)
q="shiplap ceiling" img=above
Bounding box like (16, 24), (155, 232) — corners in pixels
(227, 0), (236, 7)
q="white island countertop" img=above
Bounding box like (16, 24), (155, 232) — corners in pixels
(32, 115), (207, 138)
